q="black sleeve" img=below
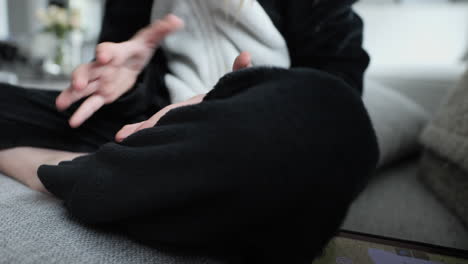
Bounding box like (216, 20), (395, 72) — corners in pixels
(283, 0), (369, 93)
(206, 0), (369, 100)
(97, 0), (154, 44)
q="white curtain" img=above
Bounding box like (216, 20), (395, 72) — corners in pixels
(0, 0), (8, 40)
(355, 3), (468, 68)
(7, 0), (48, 39)
(69, 0), (103, 41)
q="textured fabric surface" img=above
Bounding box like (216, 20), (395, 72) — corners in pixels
(363, 80), (429, 167)
(421, 71), (468, 172)
(35, 68), (378, 264)
(151, 0), (290, 103)
(99, 0), (370, 96)
(343, 158), (468, 250)
(2, 160), (467, 264)
(420, 70), (468, 226)
(420, 151), (468, 229)
(0, 174), (223, 264)
(367, 66), (461, 115)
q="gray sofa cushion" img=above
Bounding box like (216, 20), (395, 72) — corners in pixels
(367, 66), (462, 115)
(363, 80), (430, 167)
(420, 151), (468, 229)
(3, 160), (467, 264)
(344, 69), (468, 250)
(0, 174), (223, 264)
(343, 158), (468, 250)
(418, 69), (468, 228)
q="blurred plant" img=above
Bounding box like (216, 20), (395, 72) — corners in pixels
(36, 5), (81, 68)
(37, 5), (81, 38)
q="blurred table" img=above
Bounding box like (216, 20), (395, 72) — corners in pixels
(0, 61), (69, 91)
(19, 78), (69, 91)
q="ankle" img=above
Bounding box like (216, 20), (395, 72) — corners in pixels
(0, 148), (12, 173)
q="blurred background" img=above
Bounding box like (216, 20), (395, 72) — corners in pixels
(0, 0), (467, 89)
(0, 0), (104, 88)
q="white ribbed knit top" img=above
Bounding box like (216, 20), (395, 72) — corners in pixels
(151, 0), (291, 103)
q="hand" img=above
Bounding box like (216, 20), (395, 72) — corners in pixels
(115, 51), (253, 143)
(56, 14), (184, 128)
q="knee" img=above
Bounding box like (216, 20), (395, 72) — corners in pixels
(308, 71), (380, 164)
(266, 70), (380, 194)
(280, 70), (380, 168)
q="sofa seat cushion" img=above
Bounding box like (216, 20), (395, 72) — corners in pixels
(343, 158), (468, 250)
(0, 174), (224, 264)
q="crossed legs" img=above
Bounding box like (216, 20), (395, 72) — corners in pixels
(0, 84), (114, 193)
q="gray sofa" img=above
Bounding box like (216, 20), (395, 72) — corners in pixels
(1, 67), (468, 263)
(344, 67), (468, 250)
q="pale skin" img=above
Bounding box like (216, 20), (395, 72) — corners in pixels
(0, 14), (252, 193)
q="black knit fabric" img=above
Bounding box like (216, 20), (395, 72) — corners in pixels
(1, 0), (379, 263)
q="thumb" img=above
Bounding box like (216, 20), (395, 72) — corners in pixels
(137, 14), (185, 48)
(95, 41), (139, 67)
(101, 15), (183, 68)
(233, 51), (253, 71)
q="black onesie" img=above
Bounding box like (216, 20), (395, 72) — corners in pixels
(0, 0), (379, 263)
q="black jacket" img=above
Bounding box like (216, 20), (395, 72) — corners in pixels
(38, 1), (378, 263)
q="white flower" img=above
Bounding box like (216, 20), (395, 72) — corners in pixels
(36, 5), (82, 33)
(69, 9), (81, 29)
(47, 5), (60, 21)
(55, 9), (68, 26)
(36, 8), (52, 27)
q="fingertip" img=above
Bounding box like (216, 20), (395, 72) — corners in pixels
(165, 14), (185, 28)
(72, 79), (85, 91)
(233, 51), (252, 71)
(68, 113), (84, 128)
(97, 51), (111, 65)
(55, 96), (62, 109)
(241, 51), (252, 64)
(115, 122), (141, 142)
(55, 96), (68, 112)
(56, 104), (66, 112)
(68, 118), (80, 129)
(71, 64), (91, 90)
(241, 50), (251, 57)
(114, 129), (125, 142)
(115, 135), (124, 143)
(144, 15), (185, 46)
(115, 133), (127, 143)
